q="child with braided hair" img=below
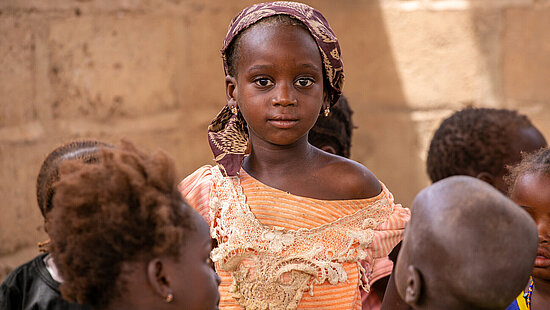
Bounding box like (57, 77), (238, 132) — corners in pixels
(0, 140), (110, 310)
(179, 2), (410, 309)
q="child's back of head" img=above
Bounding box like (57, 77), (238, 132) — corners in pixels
(427, 107), (547, 193)
(308, 94), (353, 158)
(395, 175), (537, 310)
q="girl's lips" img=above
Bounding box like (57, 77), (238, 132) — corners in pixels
(535, 248), (550, 268)
(534, 256), (550, 268)
(268, 119), (298, 129)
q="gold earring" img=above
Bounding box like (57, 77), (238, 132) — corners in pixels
(165, 293), (174, 303)
(231, 106), (238, 115)
(324, 106), (330, 117)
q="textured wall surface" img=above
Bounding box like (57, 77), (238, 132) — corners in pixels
(1, 0), (550, 278)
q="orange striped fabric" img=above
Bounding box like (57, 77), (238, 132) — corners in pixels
(179, 165), (410, 309)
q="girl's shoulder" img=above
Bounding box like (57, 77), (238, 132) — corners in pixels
(316, 152), (382, 200)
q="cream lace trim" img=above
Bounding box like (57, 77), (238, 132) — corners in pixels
(208, 166), (394, 310)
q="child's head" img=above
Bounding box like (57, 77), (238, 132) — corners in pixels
(395, 176), (537, 310)
(427, 107), (547, 193)
(48, 140), (220, 310)
(506, 147), (550, 283)
(308, 94), (353, 158)
(208, 2), (344, 176)
(36, 140), (112, 219)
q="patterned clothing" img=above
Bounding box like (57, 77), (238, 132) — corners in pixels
(179, 165), (410, 309)
(506, 292), (528, 310)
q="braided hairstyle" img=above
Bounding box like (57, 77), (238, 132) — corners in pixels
(48, 140), (193, 309)
(427, 107), (535, 182)
(36, 140), (112, 218)
(308, 94), (353, 158)
(505, 147), (550, 194)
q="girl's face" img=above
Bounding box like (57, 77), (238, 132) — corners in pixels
(226, 23), (326, 147)
(511, 173), (550, 281)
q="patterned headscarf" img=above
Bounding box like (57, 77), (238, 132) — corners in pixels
(209, 1), (344, 176)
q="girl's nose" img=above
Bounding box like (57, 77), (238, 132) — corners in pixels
(538, 220), (550, 244)
(271, 83), (297, 106)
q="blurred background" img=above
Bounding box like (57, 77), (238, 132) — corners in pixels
(1, 0), (549, 278)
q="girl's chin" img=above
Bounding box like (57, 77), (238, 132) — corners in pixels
(532, 269), (550, 282)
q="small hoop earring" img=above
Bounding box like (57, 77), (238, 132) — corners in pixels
(231, 106), (238, 115)
(324, 106), (330, 117)
(165, 293), (174, 303)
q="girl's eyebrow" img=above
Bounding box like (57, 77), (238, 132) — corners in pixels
(247, 63), (322, 74)
(248, 64), (272, 73)
(519, 205), (533, 210)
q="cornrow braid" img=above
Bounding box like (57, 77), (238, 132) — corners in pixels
(36, 140), (112, 217)
(427, 107), (534, 182)
(308, 94), (353, 158)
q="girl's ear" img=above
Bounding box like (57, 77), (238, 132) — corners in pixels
(225, 75), (238, 107)
(147, 258), (172, 301)
(404, 265), (422, 305)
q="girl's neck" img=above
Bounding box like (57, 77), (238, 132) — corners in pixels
(243, 135), (317, 177)
(532, 277), (550, 308)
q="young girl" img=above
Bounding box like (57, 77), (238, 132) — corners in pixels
(506, 147), (550, 310)
(180, 2), (410, 309)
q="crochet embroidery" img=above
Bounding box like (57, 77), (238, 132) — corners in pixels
(208, 166), (393, 310)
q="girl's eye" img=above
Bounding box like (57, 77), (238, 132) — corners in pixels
(295, 78), (314, 87)
(254, 78), (273, 87)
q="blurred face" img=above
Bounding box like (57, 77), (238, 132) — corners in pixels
(169, 210), (220, 310)
(229, 23), (326, 147)
(511, 173), (550, 281)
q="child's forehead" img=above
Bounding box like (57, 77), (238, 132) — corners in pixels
(222, 3), (344, 100)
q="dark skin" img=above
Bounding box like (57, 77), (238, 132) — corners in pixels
(511, 173), (550, 309)
(225, 23), (381, 200)
(395, 176), (537, 310)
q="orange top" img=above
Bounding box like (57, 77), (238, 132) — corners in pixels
(179, 165), (409, 310)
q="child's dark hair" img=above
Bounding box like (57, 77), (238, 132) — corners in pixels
(505, 147), (550, 193)
(224, 14), (334, 104)
(308, 94), (353, 158)
(48, 140), (193, 309)
(427, 107), (535, 182)
(36, 140), (112, 218)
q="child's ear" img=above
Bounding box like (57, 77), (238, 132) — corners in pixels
(404, 265), (422, 305)
(225, 75), (238, 107)
(147, 258), (173, 302)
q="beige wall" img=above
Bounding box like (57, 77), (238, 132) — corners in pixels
(1, 0), (550, 277)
